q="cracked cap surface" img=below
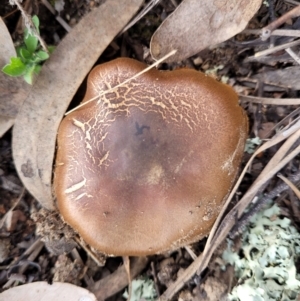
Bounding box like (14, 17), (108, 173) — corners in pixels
(54, 58), (248, 256)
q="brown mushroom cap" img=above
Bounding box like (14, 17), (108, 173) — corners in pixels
(54, 58), (248, 256)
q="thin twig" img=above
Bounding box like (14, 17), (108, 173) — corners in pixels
(3, 8), (18, 19)
(243, 28), (300, 38)
(0, 187), (25, 229)
(184, 246), (197, 260)
(239, 94), (300, 105)
(285, 47), (300, 64)
(91, 257), (149, 300)
(40, 0), (72, 32)
(74, 237), (105, 267)
(3, 238), (44, 288)
(261, 4), (300, 40)
(10, 0), (49, 53)
(277, 173), (300, 199)
(65, 49), (177, 115)
(151, 261), (161, 298)
(230, 171), (300, 238)
(120, 0), (161, 34)
(255, 39), (300, 57)
(284, 0), (300, 6)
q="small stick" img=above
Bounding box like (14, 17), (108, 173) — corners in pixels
(3, 238), (44, 288)
(285, 47), (300, 64)
(229, 170), (300, 238)
(71, 248), (92, 286)
(243, 28), (300, 37)
(120, 0), (160, 34)
(40, 0), (72, 32)
(184, 246), (197, 260)
(123, 256), (132, 301)
(91, 257), (149, 300)
(239, 95), (300, 105)
(0, 187), (25, 229)
(277, 173), (300, 199)
(255, 39), (300, 57)
(261, 4), (300, 41)
(285, 0), (300, 5)
(150, 261), (161, 298)
(3, 8), (18, 19)
(74, 237), (105, 267)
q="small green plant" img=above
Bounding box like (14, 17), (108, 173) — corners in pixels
(222, 202), (300, 301)
(2, 15), (51, 84)
(123, 277), (157, 301)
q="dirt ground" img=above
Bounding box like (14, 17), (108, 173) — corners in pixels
(1, 0), (300, 300)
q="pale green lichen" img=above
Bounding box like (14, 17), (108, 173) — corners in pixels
(222, 203), (300, 301)
(123, 277), (157, 301)
(244, 137), (262, 154)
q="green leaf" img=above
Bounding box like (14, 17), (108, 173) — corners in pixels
(16, 46), (23, 57)
(29, 54), (45, 64)
(31, 15), (40, 32)
(2, 57), (26, 76)
(23, 65), (36, 85)
(24, 33), (38, 53)
(24, 15), (40, 53)
(20, 48), (32, 61)
(36, 50), (49, 61)
(34, 65), (42, 75)
(47, 45), (55, 54)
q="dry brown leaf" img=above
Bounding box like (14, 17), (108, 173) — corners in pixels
(12, 0), (143, 210)
(0, 18), (31, 137)
(150, 0), (262, 62)
(0, 282), (97, 301)
(253, 66), (300, 90)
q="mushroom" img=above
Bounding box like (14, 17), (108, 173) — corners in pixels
(54, 58), (248, 256)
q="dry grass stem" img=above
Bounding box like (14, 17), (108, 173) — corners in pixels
(40, 0), (72, 32)
(74, 237), (105, 267)
(277, 174), (300, 199)
(3, 238), (44, 288)
(230, 171), (300, 237)
(91, 257), (149, 301)
(120, 0), (161, 34)
(184, 246), (197, 260)
(285, 0), (300, 6)
(261, 4), (300, 40)
(123, 256), (132, 301)
(285, 47), (300, 64)
(9, 0), (49, 53)
(243, 28), (300, 38)
(0, 187), (25, 229)
(254, 39), (300, 57)
(65, 49), (177, 115)
(239, 95), (300, 105)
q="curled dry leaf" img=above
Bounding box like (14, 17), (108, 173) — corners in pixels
(150, 0), (262, 62)
(0, 18), (31, 137)
(12, 0), (143, 210)
(0, 282), (97, 301)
